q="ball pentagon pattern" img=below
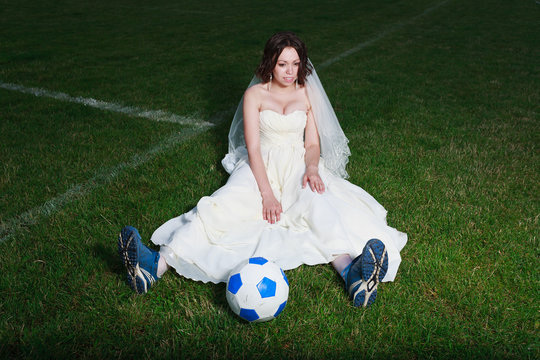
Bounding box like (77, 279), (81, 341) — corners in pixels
(226, 257), (289, 323)
(257, 277), (276, 298)
(228, 273), (242, 294)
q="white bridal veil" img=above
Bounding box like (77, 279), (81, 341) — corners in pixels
(221, 60), (351, 179)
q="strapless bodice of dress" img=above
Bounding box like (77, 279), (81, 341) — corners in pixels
(259, 109), (306, 149)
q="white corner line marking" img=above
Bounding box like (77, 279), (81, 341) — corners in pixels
(0, 115), (227, 244)
(0, 81), (214, 127)
(319, 0), (451, 69)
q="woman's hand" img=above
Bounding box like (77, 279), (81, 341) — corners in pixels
(302, 165), (325, 194)
(262, 192), (282, 224)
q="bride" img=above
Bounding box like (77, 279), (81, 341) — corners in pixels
(118, 31), (407, 308)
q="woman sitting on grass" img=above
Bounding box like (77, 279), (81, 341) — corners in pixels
(118, 31), (407, 307)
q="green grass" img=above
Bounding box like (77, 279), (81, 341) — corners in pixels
(0, 0), (538, 358)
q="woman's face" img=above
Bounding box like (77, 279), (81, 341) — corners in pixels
(271, 47), (300, 88)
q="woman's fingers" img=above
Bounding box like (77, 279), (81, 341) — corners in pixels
(317, 179), (325, 193)
(273, 205), (282, 223)
(306, 175), (325, 194)
(302, 168), (326, 194)
(263, 203), (282, 224)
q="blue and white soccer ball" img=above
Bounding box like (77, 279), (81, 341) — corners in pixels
(226, 257), (289, 323)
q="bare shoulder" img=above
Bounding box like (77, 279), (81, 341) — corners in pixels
(244, 83), (267, 100)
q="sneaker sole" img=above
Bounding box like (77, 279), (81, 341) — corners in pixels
(354, 239), (388, 307)
(353, 285), (378, 307)
(118, 227), (149, 294)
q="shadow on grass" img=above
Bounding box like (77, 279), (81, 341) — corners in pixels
(210, 282), (238, 318)
(93, 242), (122, 275)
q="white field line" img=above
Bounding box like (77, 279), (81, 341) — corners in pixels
(0, 114), (229, 244)
(319, 0), (451, 69)
(0, 81), (214, 127)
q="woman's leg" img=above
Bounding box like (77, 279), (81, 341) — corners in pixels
(331, 254), (353, 280)
(157, 255), (169, 278)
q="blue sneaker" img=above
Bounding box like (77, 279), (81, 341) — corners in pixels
(346, 239), (388, 307)
(117, 226), (160, 294)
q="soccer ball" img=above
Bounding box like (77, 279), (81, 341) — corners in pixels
(226, 257), (289, 323)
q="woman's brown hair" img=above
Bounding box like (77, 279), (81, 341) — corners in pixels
(256, 31), (313, 85)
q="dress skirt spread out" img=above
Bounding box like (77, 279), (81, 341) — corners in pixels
(151, 110), (407, 284)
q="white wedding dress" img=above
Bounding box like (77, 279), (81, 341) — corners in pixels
(151, 109), (407, 284)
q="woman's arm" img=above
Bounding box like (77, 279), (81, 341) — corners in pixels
(303, 107), (325, 194)
(243, 87), (283, 224)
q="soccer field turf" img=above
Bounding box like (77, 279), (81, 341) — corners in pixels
(1, 0), (538, 358)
